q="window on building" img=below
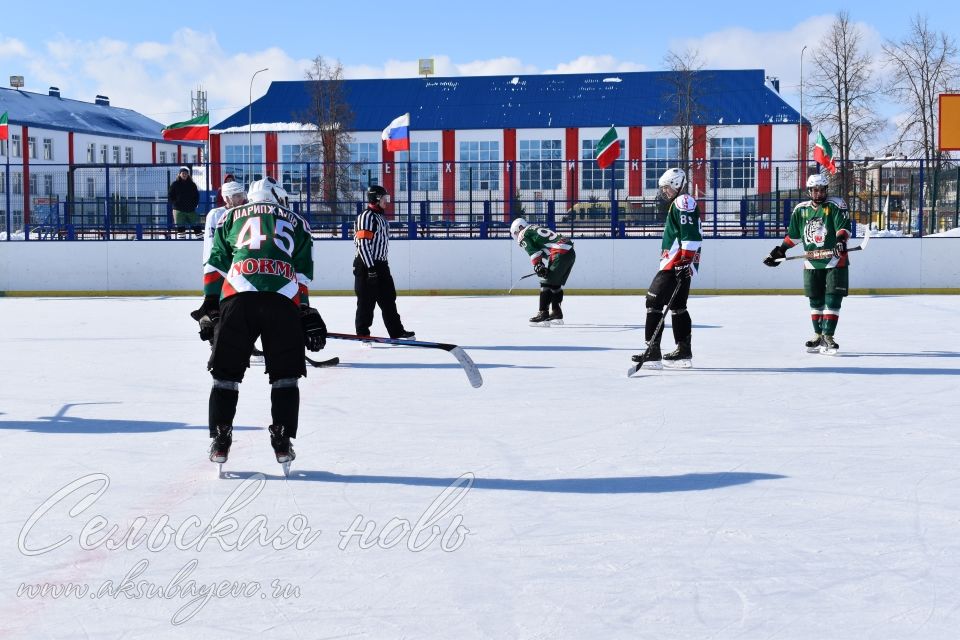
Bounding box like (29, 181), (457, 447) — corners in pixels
(43, 174), (54, 196)
(394, 141), (439, 193)
(125, 147), (133, 164)
(29, 173), (38, 196)
(86, 177), (96, 198)
(43, 138), (53, 161)
(12, 134), (22, 158)
(112, 146), (121, 164)
(28, 137), (37, 159)
(159, 150), (167, 164)
(345, 142), (381, 194)
(280, 144), (321, 194)
(645, 138), (681, 190)
(581, 138), (625, 191)
(224, 145), (263, 186)
(459, 141), (500, 191)
(14, 172), (23, 195)
(519, 139), (562, 191)
(709, 137), (755, 190)
(0, 174), (4, 194)
(0, 139), (6, 157)
(87, 143), (96, 163)
(100, 145), (108, 164)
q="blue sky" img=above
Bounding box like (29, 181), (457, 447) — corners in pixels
(2, 0), (958, 151)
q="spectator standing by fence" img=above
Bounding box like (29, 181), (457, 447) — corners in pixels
(169, 166), (200, 239)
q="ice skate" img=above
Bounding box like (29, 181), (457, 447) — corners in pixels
(208, 425), (232, 464)
(663, 340), (692, 369)
(819, 335), (839, 355)
(547, 307), (564, 326)
(396, 330), (416, 340)
(631, 342), (663, 370)
(805, 334), (823, 353)
(269, 424), (296, 466)
(529, 310), (551, 326)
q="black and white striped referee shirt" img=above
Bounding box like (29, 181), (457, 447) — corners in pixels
(354, 206), (390, 266)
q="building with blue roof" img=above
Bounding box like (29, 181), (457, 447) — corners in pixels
(210, 69), (810, 217)
(1, 85), (203, 229)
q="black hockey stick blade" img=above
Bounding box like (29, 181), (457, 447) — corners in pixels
(508, 272), (537, 294)
(305, 355), (339, 368)
(326, 332), (483, 388)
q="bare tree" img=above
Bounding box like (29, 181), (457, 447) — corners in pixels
(805, 11), (885, 198)
(660, 49), (709, 172)
(882, 15), (959, 172)
(300, 56), (355, 212)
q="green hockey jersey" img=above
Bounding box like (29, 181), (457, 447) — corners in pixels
(517, 225), (574, 266)
(204, 201), (314, 305)
(659, 193), (703, 272)
(784, 197), (851, 269)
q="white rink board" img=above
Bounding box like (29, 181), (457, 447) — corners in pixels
(1, 237), (958, 291)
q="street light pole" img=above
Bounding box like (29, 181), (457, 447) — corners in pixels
(248, 67), (269, 181)
(800, 45), (808, 187)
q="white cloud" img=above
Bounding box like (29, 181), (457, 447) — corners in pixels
(12, 29), (312, 125)
(545, 55), (646, 75)
(669, 14), (886, 105)
(0, 36), (29, 58)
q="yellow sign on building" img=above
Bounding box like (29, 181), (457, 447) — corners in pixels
(940, 94), (960, 151)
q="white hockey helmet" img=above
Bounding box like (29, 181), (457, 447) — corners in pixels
(806, 173), (830, 189)
(806, 173), (829, 204)
(247, 177), (288, 206)
(658, 167), (686, 190)
(221, 181), (245, 197)
(510, 217), (529, 241)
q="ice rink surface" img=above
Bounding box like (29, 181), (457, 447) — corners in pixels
(1, 294), (959, 639)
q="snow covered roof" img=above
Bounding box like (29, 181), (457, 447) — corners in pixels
(213, 70), (805, 133)
(0, 87), (202, 146)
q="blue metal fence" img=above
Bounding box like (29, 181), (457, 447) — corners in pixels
(2, 159), (957, 240)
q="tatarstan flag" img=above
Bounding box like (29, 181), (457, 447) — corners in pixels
(813, 130), (837, 175)
(162, 113), (209, 141)
(0, 112), (8, 141)
(594, 125), (620, 169)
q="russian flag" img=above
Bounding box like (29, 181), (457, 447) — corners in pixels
(381, 113), (410, 152)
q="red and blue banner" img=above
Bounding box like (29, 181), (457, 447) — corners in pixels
(381, 113), (410, 152)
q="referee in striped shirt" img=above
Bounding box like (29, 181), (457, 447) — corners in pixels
(353, 185), (415, 339)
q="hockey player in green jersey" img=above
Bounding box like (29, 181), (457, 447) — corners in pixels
(197, 177), (327, 467)
(763, 173), (851, 354)
(510, 218), (576, 325)
(632, 167), (703, 369)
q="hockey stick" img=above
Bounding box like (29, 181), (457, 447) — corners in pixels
(305, 355), (339, 368)
(508, 272), (537, 294)
(326, 332), (483, 388)
(627, 275), (686, 378)
(776, 227), (871, 262)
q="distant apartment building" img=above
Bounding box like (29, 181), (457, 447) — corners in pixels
(1, 85), (203, 230)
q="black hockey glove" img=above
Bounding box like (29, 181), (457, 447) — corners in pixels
(833, 239), (847, 257)
(534, 262), (548, 278)
(300, 306), (327, 351)
(763, 245), (787, 267)
(366, 264), (379, 282)
(192, 295), (220, 342)
(190, 294), (220, 321)
(673, 262), (693, 280)
(198, 312), (219, 342)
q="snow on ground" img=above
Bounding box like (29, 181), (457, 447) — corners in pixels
(1, 294), (959, 639)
